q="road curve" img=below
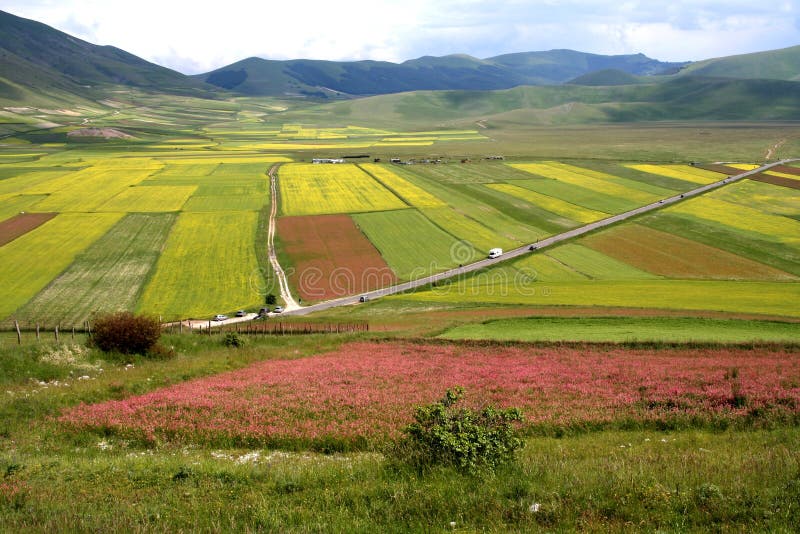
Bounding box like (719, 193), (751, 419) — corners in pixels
(267, 164), (299, 311)
(279, 158), (797, 317)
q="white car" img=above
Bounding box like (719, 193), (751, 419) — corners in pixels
(272, 306), (283, 313)
(213, 314), (228, 321)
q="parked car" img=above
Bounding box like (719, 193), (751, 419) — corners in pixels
(235, 310), (246, 317)
(359, 295), (369, 303)
(273, 306), (283, 313)
(259, 307), (270, 315)
(213, 314), (228, 321)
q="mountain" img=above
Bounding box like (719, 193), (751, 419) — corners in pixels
(197, 51), (686, 97)
(309, 76), (800, 127)
(0, 9), (211, 103)
(680, 45), (800, 81)
(568, 69), (645, 86)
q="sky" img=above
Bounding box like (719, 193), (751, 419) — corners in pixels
(2, 0), (799, 74)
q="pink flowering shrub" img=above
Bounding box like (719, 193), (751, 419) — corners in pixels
(60, 342), (800, 449)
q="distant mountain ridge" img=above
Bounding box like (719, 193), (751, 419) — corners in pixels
(197, 50), (687, 97)
(0, 9), (211, 104)
(1, 6), (800, 126)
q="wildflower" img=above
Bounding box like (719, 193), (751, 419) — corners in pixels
(529, 503), (541, 513)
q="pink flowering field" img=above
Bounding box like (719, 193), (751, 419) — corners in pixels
(60, 342), (800, 448)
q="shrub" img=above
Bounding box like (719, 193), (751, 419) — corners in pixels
(91, 312), (162, 355)
(393, 386), (524, 475)
(223, 332), (245, 348)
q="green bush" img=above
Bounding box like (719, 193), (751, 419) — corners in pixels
(90, 312), (162, 355)
(223, 332), (245, 348)
(393, 386), (524, 475)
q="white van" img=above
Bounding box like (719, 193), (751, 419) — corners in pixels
(488, 248), (503, 259)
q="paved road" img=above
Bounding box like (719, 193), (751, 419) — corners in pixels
(278, 159), (797, 317)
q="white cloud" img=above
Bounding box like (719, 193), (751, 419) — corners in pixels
(1, 0), (798, 73)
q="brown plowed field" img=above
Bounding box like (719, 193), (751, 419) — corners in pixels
(750, 171), (800, 190)
(693, 163), (740, 175)
(0, 212), (57, 246)
(277, 214), (397, 301)
(770, 165), (800, 176)
(583, 224), (797, 280)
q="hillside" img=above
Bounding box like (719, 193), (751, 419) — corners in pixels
(681, 45), (800, 81)
(304, 76), (800, 127)
(197, 50), (685, 97)
(0, 10), (211, 103)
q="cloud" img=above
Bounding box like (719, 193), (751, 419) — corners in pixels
(1, 0), (798, 73)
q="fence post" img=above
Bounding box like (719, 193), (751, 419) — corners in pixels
(71, 327), (75, 340)
(14, 320), (21, 345)
(55, 325), (59, 342)
(36, 323), (40, 341)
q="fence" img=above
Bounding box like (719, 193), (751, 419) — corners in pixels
(2, 318), (369, 344)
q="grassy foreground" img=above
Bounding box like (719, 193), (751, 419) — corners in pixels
(1, 332), (799, 531)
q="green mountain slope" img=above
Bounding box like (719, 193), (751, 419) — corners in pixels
(0, 9), (211, 102)
(311, 77), (800, 127)
(680, 45), (800, 81)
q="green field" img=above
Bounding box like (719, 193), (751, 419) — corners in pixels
(15, 213), (177, 325)
(401, 279), (800, 318)
(439, 316), (800, 342)
(353, 209), (473, 279)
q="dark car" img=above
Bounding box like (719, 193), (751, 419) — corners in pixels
(235, 310), (246, 317)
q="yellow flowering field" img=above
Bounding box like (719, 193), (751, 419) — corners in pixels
(278, 163), (407, 215)
(487, 183), (608, 223)
(97, 185), (197, 212)
(509, 162), (658, 204)
(0, 212), (123, 319)
(136, 211), (262, 319)
(359, 163), (445, 208)
(626, 164), (722, 185)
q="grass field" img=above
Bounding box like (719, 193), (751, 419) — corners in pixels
(439, 316), (800, 342)
(401, 279), (800, 317)
(0, 213), (123, 320)
(353, 209), (472, 279)
(14, 213), (177, 326)
(278, 163), (407, 216)
(136, 211), (263, 319)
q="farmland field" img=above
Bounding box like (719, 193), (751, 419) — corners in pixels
(0, 213), (123, 320)
(0, 212), (56, 246)
(15, 213), (177, 326)
(440, 316), (800, 343)
(625, 164), (723, 185)
(582, 224), (797, 280)
(400, 279), (800, 317)
(278, 163), (406, 216)
(136, 211), (263, 319)
(352, 209), (472, 279)
(276, 214), (395, 301)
